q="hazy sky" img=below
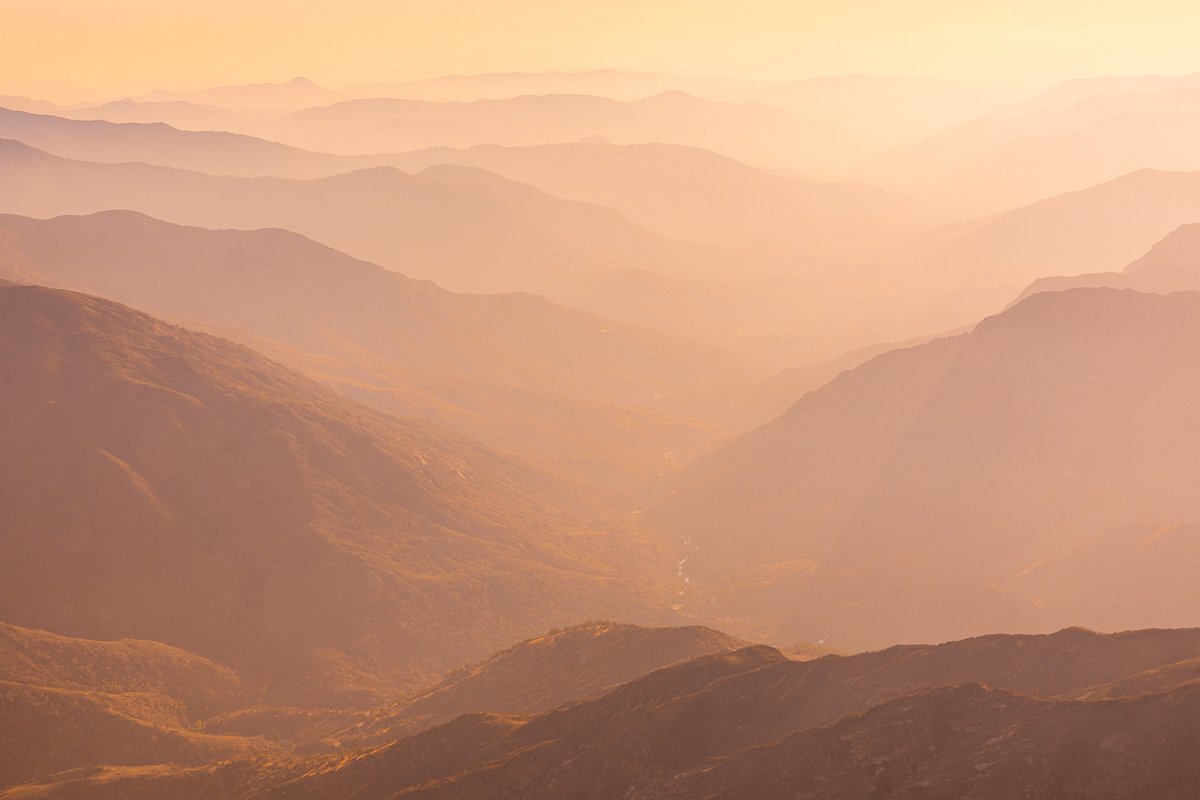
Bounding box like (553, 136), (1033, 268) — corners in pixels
(4, 0), (1200, 98)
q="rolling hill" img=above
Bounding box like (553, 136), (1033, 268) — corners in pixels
(320, 621), (747, 749)
(17, 626), (1200, 799)
(0, 624), (262, 788)
(0, 620), (746, 789)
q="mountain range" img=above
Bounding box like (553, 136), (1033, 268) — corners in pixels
(258, 92), (863, 174)
(1014, 220), (1200, 301)
(0, 137), (742, 296)
(0, 620), (743, 789)
(13, 626), (1200, 798)
(650, 284), (1200, 649)
(9, 51), (1200, 800)
(0, 210), (754, 486)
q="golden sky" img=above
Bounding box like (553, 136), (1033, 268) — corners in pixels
(3, 0), (1200, 98)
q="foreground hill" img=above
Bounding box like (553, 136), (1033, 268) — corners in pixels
(0, 621), (741, 788)
(0, 624), (246, 717)
(0, 210), (746, 484)
(658, 682), (1200, 799)
(650, 287), (1200, 648)
(0, 285), (675, 706)
(0, 624), (261, 787)
(324, 621), (747, 749)
(16, 626), (1200, 799)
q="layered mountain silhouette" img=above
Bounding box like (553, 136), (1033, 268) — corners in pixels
(0, 117), (942, 365)
(136, 76), (342, 111)
(0, 107), (368, 178)
(870, 81), (1200, 213)
(1013, 71), (1200, 113)
(651, 286), (1200, 648)
(348, 70), (761, 103)
(16, 626), (1200, 799)
(67, 98), (267, 135)
(732, 74), (1010, 144)
(11, 50), (1200, 800)
(0, 112), (988, 370)
(904, 167), (1200, 332)
(0, 138), (744, 296)
(0, 285), (677, 708)
(126, 72), (760, 110)
(0, 210), (748, 484)
(261, 92), (862, 173)
(386, 141), (922, 263)
(1015, 221), (1200, 302)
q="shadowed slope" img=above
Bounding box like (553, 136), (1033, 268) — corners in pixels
(327, 621), (748, 748)
(651, 288), (1200, 648)
(0, 620), (746, 788)
(0, 285), (674, 706)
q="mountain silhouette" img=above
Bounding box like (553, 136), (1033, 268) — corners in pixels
(0, 138), (743, 296)
(263, 91), (861, 173)
(0, 210), (749, 485)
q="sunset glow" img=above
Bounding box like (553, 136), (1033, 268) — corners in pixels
(6, 0), (1200, 98)
(4, 2), (1200, 796)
